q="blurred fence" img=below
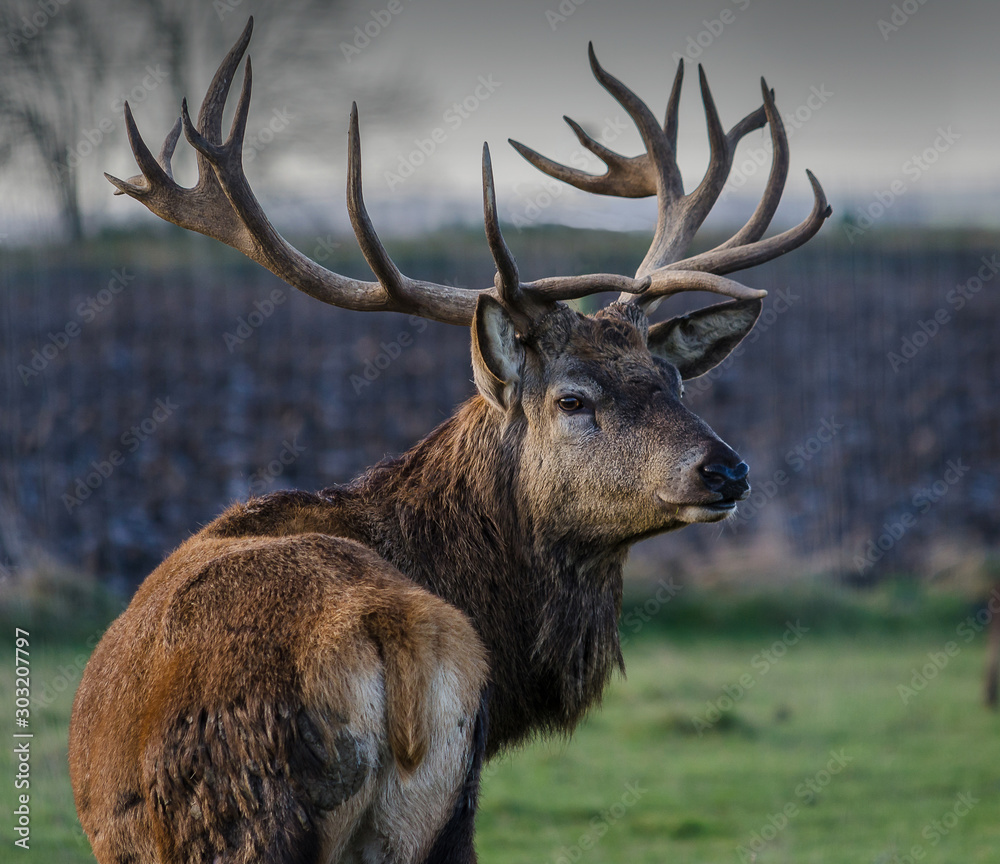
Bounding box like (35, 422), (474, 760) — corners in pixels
(1, 228), (997, 586)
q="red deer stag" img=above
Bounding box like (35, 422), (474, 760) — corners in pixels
(70, 18), (830, 864)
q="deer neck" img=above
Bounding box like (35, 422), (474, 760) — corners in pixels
(334, 396), (627, 752)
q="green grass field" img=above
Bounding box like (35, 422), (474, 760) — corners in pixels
(478, 631), (999, 863)
(3, 609), (998, 862)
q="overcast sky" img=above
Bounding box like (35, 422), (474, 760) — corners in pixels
(6, 0), (1000, 238)
(292, 0), (1000, 234)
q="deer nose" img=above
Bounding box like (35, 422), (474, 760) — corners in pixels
(698, 454), (750, 499)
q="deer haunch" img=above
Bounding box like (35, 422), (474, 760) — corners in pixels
(69, 533), (488, 863)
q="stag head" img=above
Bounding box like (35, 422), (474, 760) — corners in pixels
(107, 17), (831, 539)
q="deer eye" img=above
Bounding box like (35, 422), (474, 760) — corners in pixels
(557, 395), (585, 413)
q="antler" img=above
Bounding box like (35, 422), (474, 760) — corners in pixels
(106, 18), (649, 327)
(509, 44), (832, 309)
(108, 21), (828, 326)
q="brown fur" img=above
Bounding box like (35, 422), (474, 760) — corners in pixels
(79, 18), (826, 857)
(71, 302), (753, 862)
(71, 534), (488, 863)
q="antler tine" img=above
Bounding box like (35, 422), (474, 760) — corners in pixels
(179, 57), (249, 163)
(508, 133), (655, 199)
(479, 144), (629, 325)
(481, 144), (522, 306)
(107, 103), (174, 197)
(158, 116), (182, 182)
(663, 60), (684, 152)
(692, 66), (728, 196)
(668, 169), (830, 277)
(586, 43), (682, 203)
(709, 78), (788, 251)
(507, 42), (679, 201)
(563, 116), (619, 166)
(483, 144), (654, 308)
(197, 15), (254, 145)
(645, 270), (767, 304)
(346, 102), (407, 301)
(671, 67), (738, 239)
(726, 95), (768, 144)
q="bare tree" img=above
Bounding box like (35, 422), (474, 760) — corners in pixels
(0, 0), (419, 241)
(0, 1), (113, 239)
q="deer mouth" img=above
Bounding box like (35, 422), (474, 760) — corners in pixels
(701, 499), (739, 513)
(656, 490), (746, 524)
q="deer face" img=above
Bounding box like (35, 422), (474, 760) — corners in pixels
(472, 295), (760, 543)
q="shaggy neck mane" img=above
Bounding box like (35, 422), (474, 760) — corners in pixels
(207, 395), (627, 753)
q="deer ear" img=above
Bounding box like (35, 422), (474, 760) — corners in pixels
(471, 294), (524, 412)
(648, 298), (762, 380)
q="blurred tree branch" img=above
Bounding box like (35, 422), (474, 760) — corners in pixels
(0, 1), (113, 240)
(0, 0), (428, 242)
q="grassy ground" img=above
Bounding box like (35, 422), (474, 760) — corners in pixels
(478, 632), (1000, 863)
(2, 605), (998, 862)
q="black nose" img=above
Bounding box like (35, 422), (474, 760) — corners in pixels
(699, 454), (750, 500)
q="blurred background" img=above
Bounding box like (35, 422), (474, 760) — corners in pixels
(1, 0), (999, 862)
(1, 0), (997, 588)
